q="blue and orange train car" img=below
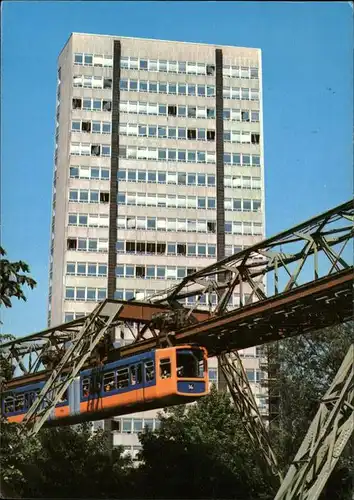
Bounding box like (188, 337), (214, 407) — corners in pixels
(1, 345), (209, 426)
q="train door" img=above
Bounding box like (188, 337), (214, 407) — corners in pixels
(68, 376), (81, 416)
(157, 353), (174, 398)
(129, 362), (143, 404)
(143, 359), (155, 403)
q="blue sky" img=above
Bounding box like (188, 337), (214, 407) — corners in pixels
(1, 1), (352, 336)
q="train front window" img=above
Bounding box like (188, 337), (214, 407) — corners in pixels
(176, 349), (204, 378)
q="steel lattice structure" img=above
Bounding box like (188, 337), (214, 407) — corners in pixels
(274, 344), (354, 500)
(1, 200), (352, 377)
(0, 199), (353, 498)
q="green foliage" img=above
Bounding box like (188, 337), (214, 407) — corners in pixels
(136, 386), (272, 499)
(0, 247), (36, 309)
(1, 423), (135, 499)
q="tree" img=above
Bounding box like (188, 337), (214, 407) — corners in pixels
(135, 386), (272, 499)
(271, 322), (354, 499)
(1, 423), (135, 499)
(0, 247), (36, 309)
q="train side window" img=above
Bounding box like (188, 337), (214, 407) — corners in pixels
(15, 393), (26, 411)
(58, 389), (68, 403)
(82, 377), (91, 397)
(117, 367), (129, 388)
(130, 364), (142, 385)
(28, 390), (40, 406)
(160, 358), (171, 379)
(145, 360), (155, 382)
(4, 395), (15, 413)
(103, 372), (116, 392)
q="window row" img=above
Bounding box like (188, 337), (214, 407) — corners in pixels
(73, 75), (112, 89)
(70, 143), (111, 156)
(69, 189), (110, 204)
(223, 65), (259, 79)
(120, 122), (259, 144)
(120, 78), (215, 97)
(72, 120), (111, 134)
(246, 369), (265, 383)
(122, 56), (259, 80)
(74, 53), (113, 67)
(117, 216), (263, 235)
(119, 122), (216, 141)
(118, 169), (216, 186)
(68, 213), (109, 228)
(114, 417), (161, 434)
(118, 145), (261, 166)
(69, 166), (110, 180)
(121, 56), (216, 75)
(118, 192), (216, 209)
(117, 192), (261, 212)
(119, 145), (216, 163)
(116, 239), (216, 258)
(120, 100), (260, 122)
(118, 168), (261, 190)
(65, 287), (107, 301)
(72, 97), (112, 112)
(116, 264), (203, 280)
(66, 262), (107, 277)
(224, 87), (259, 101)
(224, 109), (259, 122)
(67, 238), (108, 252)
(120, 100), (215, 118)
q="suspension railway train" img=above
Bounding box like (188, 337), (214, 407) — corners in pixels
(1, 345), (209, 426)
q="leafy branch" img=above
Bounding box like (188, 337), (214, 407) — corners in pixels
(0, 247), (37, 309)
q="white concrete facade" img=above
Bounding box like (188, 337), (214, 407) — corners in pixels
(49, 33), (267, 453)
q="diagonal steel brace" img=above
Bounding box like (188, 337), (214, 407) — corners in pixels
(18, 301), (123, 439)
(274, 344), (354, 500)
(219, 351), (283, 489)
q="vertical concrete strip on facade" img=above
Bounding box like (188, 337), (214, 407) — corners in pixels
(106, 39), (121, 447)
(215, 48), (225, 263)
(215, 48), (227, 391)
(108, 40), (121, 299)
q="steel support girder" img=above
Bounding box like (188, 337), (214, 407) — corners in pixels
(274, 344), (354, 500)
(219, 351), (283, 488)
(19, 301), (123, 438)
(145, 200), (353, 307)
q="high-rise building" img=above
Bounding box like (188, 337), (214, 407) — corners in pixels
(49, 33), (267, 458)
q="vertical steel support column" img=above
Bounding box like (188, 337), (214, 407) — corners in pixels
(106, 39), (121, 447)
(215, 48), (227, 391)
